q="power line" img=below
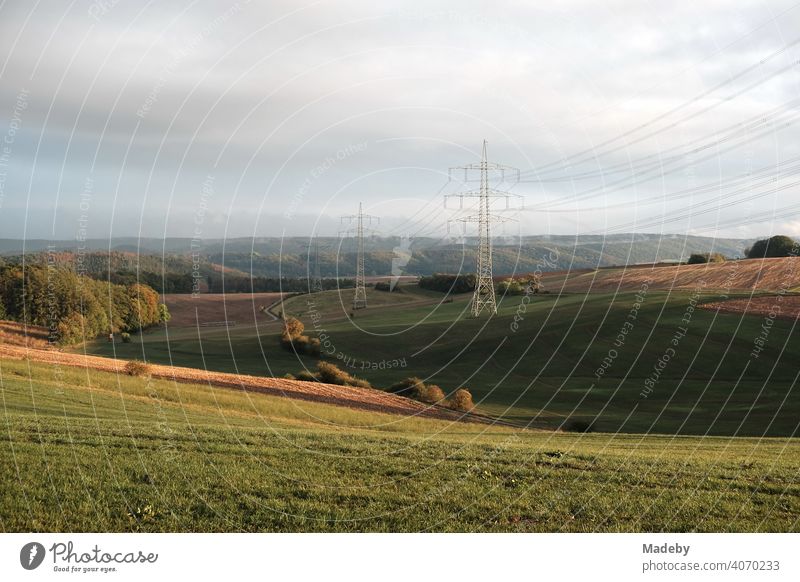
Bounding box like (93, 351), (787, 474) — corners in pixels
(596, 176), (800, 234)
(542, 153), (800, 213)
(526, 98), (800, 183)
(527, 110), (800, 212)
(520, 35), (800, 178)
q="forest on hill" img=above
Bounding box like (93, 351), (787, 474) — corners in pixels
(0, 233), (756, 291)
(0, 263), (165, 344)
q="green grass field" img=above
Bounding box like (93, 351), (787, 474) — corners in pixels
(83, 284), (800, 437)
(1, 358), (798, 532)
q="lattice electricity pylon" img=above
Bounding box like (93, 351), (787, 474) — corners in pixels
(340, 203), (379, 310)
(444, 140), (523, 317)
(309, 238), (324, 293)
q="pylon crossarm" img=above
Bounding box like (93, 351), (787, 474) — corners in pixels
(454, 213), (516, 224)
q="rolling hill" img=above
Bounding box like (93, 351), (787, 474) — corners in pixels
(82, 258), (800, 437)
(1, 356), (797, 532)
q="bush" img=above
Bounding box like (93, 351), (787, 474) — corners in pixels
(283, 317), (305, 338)
(687, 253), (705, 264)
(419, 384), (445, 404)
(388, 377), (450, 405)
(709, 253), (726, 263)
(348, 377), (372, 389)
(387, 377), (426, 398)
(124, 360), (150, 377)
(121, 332), (132, 343)
(687, 252), (726, 264)
(746, 235), (799, 258)
(448, 388), (474, 412)
(315, 361), (371, 388)
(374, 281), (391, 292)
(279, 316), (320, 356)
(497, 279), (525, 296)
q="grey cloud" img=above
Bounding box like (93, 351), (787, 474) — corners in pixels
(1, 0), (799, 239)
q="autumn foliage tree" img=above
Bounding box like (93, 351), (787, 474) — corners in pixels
(0, 263), (163, 345)
(448, 388), (475, 412)
(280, 316), (321, 356)
(388, 377), (446, 404)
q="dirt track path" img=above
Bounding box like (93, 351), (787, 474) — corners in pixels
(0, 343), (491, 424)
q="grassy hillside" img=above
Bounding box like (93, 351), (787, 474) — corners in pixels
(1, 358), (797, 532)
(85, 278), (800, 436)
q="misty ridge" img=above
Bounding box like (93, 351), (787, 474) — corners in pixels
(0, 233), (753, 280)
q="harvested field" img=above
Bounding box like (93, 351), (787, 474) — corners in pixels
(536, 257), (800, 293)
(162, 292), (284, 327)
(701, 295), (800, 320)
(0, 321), (50, 348)
(0, 343), (487, 424)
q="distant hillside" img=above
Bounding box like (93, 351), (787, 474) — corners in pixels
(0, 234), (753, 280)
(212, 234), (752, 277)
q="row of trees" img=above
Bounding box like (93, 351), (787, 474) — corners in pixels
(387, 376), (475, 411)
(418, 273), (476, 294)
(687, 252), (726, 264)
(284, 363), (476, 412)
(420, 273), (545, 298)
(1, 252), (357, 295)
(686, 236), (799, 263)
(0, 264), (167, 345)
(286, 361), (371, 388)
(207, 275), (353, 294)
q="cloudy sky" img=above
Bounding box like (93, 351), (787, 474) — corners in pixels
(1, 0), (800, 241)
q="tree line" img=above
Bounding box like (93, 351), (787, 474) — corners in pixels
(418, 273), (476, 294)
(745, 235), (798, 258)
(1, 252), (356, 295)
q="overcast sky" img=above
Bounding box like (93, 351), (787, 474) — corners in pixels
(1, 0), (800, 241)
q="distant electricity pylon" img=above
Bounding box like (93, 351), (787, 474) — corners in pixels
(341, 203), (379, 310)
(445, 140), (522, 316)
(310, 239), (323, 293)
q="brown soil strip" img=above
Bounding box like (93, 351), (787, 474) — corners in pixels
(700, 295), (800, 320)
